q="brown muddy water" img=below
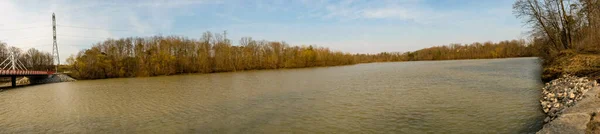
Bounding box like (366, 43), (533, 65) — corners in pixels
(0, 57), (544, 133)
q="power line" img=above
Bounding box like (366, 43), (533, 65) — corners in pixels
(15, 44), (91, 51)
(57, 25), (131, 32)
(26, 44), (51, 48)
(64, 45), (93, 48)
(0, 36), (50, 41)
(0, 25), (50, 31)
(5, 44), (51, 52)
(57, 34), (114, 39)
(3, 38), (50, 45)
(27, 44), (90, 47)
(0, 21), (46, 25)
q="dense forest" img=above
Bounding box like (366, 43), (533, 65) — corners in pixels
(0, 41), (54, 71)
(67, 32), (376, 79)
(63, 31), (534, 79)
(514, 0), (600, 81)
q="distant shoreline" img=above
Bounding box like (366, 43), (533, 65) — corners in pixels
(62, 56), (537, 82)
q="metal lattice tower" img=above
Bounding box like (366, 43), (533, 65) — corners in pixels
(52, 13), (59, 71)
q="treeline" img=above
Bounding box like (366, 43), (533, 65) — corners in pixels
(404, 40), (534, 61)
(514, 0), (600, 81)
(68, 32), (365, 79)
(66, 31), (535, 79)
(0, 41), (54, 71)
(514, 0), (600, 62)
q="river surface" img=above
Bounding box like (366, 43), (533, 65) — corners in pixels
(0, 57), (544, 133)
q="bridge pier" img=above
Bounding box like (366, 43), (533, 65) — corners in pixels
(11, 76), (16, 87)
(1, 71), (56, 88)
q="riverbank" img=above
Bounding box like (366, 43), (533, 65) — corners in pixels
(0, 74), (76, 89)
(537, 75), (600, 133)
(67, 56), (539, 80)
(0, 77), (31, 87)
(541, 52), (600, 82)
(31, 74), (77, 84)
(536, 51), (600, 132)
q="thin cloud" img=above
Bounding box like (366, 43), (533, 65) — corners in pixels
(0, 0), (524, 64)
(299, 0), (428, 22)
(0, 0), (213, 63)
(214, 13), (247, 23)
(361, 7), (414, 19)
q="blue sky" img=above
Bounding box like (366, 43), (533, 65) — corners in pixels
(0, 0), (526, 62)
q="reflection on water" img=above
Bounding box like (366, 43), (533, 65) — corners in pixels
(0, 57), (544, 133)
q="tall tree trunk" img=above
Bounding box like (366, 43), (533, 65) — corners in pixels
(559, 0), (572, 49)
(529, 0), (561, 50)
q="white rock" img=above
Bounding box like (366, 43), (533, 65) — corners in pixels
(554, 103), (561, 108)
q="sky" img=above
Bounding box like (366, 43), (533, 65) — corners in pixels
(0, 0), (527, 63)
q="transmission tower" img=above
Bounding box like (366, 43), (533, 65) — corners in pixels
(52, 13), (59, 72)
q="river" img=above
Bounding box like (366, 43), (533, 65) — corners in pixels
(0, 57), (544, 133)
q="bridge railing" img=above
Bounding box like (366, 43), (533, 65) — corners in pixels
(0, 70), (54, 75)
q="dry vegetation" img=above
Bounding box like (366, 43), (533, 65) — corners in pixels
(514, 0), (600, 82)
(541, 50), (600, 81)
(0, 42), (54, 71)
(404, 40), (534, 61)
(64, 32), (533, 79)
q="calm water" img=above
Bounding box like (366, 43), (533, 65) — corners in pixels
(0, 57), (544, 133)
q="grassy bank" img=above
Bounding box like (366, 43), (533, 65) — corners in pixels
(542, 51), (600, 82)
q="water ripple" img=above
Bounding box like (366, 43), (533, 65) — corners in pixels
(0, 58), (544, 133)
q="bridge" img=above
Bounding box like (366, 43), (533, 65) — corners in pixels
(0, 51), (55, 87)
(0, 13), (62, 88)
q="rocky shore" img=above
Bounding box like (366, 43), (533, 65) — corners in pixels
(538, 75), (599, 133)
(540, 75), (599, 122)
(30, 74), (77, 84)
(0, 77), (29, 87)
(0, 74), (76, 88)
